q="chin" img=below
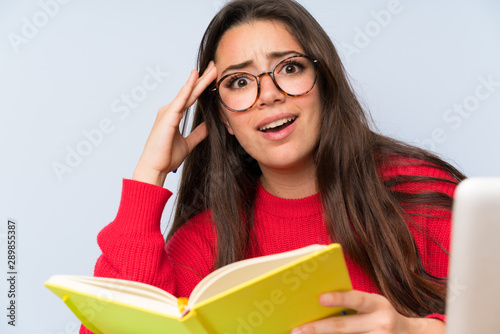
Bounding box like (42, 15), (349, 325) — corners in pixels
(259, 153), (313, 171)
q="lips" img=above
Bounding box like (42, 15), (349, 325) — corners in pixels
(255, 113), (299, 141)
(258, 116), (296, 132)
(257, 114), (298, 132)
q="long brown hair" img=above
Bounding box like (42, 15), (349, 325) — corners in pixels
(167, 0), (465, 317)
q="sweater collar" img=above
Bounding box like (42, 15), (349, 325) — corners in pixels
(255, 182), (323, 218)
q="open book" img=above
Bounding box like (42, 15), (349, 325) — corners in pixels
(45, 243), (352, 334)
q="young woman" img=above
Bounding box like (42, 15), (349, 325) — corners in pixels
(81, 0), (464, 333)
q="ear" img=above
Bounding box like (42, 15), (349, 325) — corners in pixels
(220, 112), (235, 135)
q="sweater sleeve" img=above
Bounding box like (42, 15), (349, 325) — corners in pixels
(80, 179), (175, 334)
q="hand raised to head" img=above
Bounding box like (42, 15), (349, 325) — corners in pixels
(133, 61), (218, 186)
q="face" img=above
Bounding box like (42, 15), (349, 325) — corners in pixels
(215, 20), (322, 173)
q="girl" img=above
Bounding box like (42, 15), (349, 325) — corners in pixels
(82, 1), (464, 333)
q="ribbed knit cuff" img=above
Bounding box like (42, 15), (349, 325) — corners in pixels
(111, 178), (172, 235)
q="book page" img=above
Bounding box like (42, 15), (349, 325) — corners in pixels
(48, 275), (181, 317)
(188, 244), (325, 306)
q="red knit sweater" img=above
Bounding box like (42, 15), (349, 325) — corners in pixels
(80, 163), (456, 333)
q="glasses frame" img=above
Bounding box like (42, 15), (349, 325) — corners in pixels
(210, 54), (319, 112)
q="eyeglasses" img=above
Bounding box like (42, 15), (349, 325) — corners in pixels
(211, 54), (319, 112)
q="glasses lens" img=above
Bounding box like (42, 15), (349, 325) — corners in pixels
(274, 56), (316, 96)
(217, 56), (317, 112)
(218, 73), (258, 112)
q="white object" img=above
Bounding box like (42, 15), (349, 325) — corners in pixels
(446, 177), (500, 333)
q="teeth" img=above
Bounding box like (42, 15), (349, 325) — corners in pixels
(259, 117), (296, 131)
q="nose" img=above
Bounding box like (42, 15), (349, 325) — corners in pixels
(256, 72), (285, 108)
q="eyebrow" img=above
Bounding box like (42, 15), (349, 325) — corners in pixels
(220, 50), (301, 77)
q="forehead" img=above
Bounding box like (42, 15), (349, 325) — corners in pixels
(215, 20), (304, 64)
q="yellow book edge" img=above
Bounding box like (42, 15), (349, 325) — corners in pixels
(44, 281), (188, 330)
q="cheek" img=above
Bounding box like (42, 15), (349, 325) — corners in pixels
(300, 90), (322, 121)
(223, 112), (255, 141)
(304, 93), (323, 141)
(225, 116), (258, 152)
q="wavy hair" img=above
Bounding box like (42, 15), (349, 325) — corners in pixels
(167, 0), (465, 317)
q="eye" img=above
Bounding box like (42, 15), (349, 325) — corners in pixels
(277, 61), (304, 75)
(284, 64), (298, 74)
(234, 78), (249, 88)
(224, 73), (254, 90)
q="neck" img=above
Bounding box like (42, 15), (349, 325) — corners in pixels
(259, 159), (317, 199)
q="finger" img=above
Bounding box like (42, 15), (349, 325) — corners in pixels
(319, 291), (383, 314)
(158, 62), (216, 128)
(166, 69), (200, 117)
(185, 61), (218, 107)
(291, 313), (372, 334)
(184, 122), (208, 153)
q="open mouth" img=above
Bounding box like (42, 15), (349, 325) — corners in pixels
(258, 117), (296, 133)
